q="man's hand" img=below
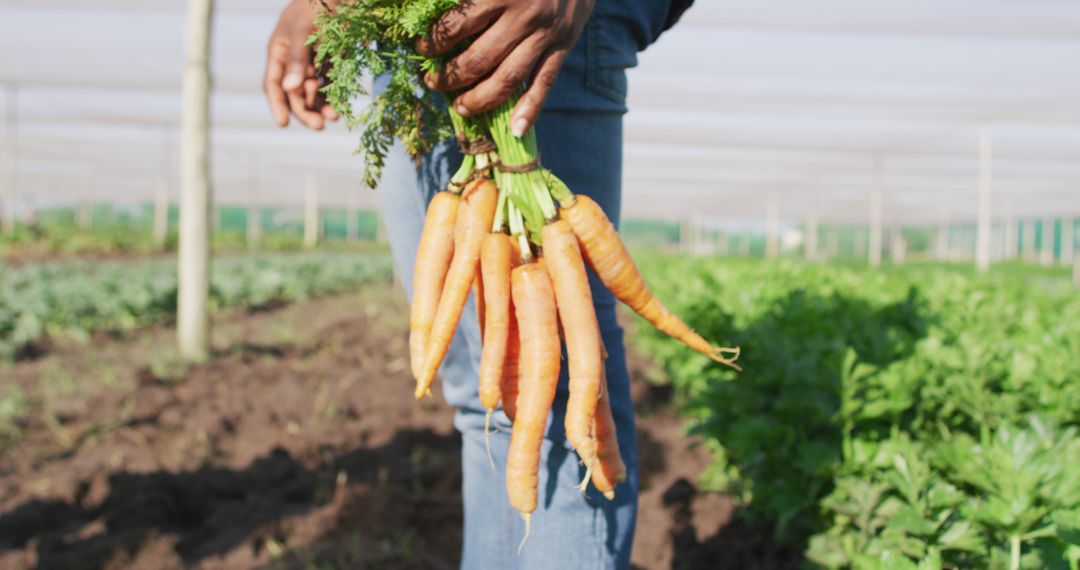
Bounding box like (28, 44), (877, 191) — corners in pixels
(264, 0), (340, 130)
(418, 0), (596, 137)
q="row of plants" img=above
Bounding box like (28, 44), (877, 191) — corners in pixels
(0, 252), (394, 360)
(632, 257), (1080, 569)
(1, 209), (385, 260)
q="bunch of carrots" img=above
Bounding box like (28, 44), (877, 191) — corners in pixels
(312, 0), (740, 542)
(407, 101), (741, 536)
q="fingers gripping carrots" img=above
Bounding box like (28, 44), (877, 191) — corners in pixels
(313, 1), (741, 549)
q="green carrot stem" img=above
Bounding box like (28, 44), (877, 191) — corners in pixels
(544, 170), (575, 207)
(488, 96), (556, 242)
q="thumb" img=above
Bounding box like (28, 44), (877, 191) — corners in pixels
(282, 41), (309, 91)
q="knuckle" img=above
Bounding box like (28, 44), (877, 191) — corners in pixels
(463, 50), (490, 77)
(535, 68), (558, 90)
(502, 65), (527, 88)
(526, 4), (557, 27)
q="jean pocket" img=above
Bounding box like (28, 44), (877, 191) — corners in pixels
(584, 10), (635, 106)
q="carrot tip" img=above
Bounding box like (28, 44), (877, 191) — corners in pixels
(577, 462), (594, 493)
(517, 513), (532, 555)
(710, 345), (742, 371)
(484, 409), (495, 470)
(413, 387), (433, 400)
(602, 490), (615, 500)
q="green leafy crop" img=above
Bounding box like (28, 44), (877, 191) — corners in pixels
(631, 258), (1080, 569)
(0, 253), (393, 361)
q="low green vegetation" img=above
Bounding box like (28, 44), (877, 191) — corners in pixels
(633, 257), (1080, 569)
(0, 252), (393, 360)
(0, 205), (383, 259)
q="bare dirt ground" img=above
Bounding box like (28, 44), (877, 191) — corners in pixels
(0, 287), (797, 570)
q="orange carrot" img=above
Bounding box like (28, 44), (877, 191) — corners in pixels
(500, 236), (523, 422)
(474, 273), (486, 340)
(478, 234), (512, 412)
(415, 179), (498, 398)
(409, 190), (459, 381)
(542, 220), (603, 473)
(506, 260), (560, 534)
(500, 307), (521, 422)
(561, 195), (740, 369)
(478, 233), (513, 464)
(590, 370), (626, 500)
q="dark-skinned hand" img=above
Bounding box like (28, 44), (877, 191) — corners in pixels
(418, 0), (596, 137)
(264, 0), (340, 130)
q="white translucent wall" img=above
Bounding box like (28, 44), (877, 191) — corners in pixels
(1, 0), (1078, 227)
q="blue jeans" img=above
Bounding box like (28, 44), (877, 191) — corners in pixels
(374, 2), (671, 566)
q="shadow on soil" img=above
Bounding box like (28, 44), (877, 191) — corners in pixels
(0, 429), (463, 570)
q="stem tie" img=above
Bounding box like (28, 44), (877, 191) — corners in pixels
(457, 134), (498, 155)
(496, 154), (542, 174)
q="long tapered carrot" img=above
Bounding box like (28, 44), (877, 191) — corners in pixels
(542, 220), (603, 473)
(415, 179), (498, 398)
(409, 190), (459, 381)
(500, 236), (523, 422)
(478, 233), (513, 464)
(478, 234), (512, 412)
(590, 368), (626, 500)
(561, 195), (740, 369)
(506, 260), (561, 536)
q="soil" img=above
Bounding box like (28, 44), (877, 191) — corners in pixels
(0, 288), (799, 570)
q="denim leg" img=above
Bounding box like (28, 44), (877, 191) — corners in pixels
(456, 111), (638, 570)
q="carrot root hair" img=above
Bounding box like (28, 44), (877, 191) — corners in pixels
(518, 513), (532, 555)
(577, 461), (594, 494)
(484, 409), (495, 470)
(711, 346), (742, 370)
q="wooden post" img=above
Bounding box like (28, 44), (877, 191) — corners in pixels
(1003, 213), (1017, 260)
(1062, 218), (1075, 267)
(805, 213), (818, 262)
(375, 211), (387, 244)
(246, 205), (261, 249)
(765, 192), (779, 260)
(76, 201), (92, 229)
(177, 0), (214, 362)
(1040, 218), (1054, 267)
(975, 127), (993, 272)
(826, 228), (839, 260)
(304, 173), (319, 249)
(869, 155), (883, 267)
(1, 85), (16, 235)
(153, 174), (170, 247)
(21, 195), (35, 226)
(245, 156), (260, 248)
(346, 205), (359, 242)
(1074, 256), (1080, 289)
(890, 226), (906, 265)
(1022, 220), (1036, 262)
(933, 223), (948, 261)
